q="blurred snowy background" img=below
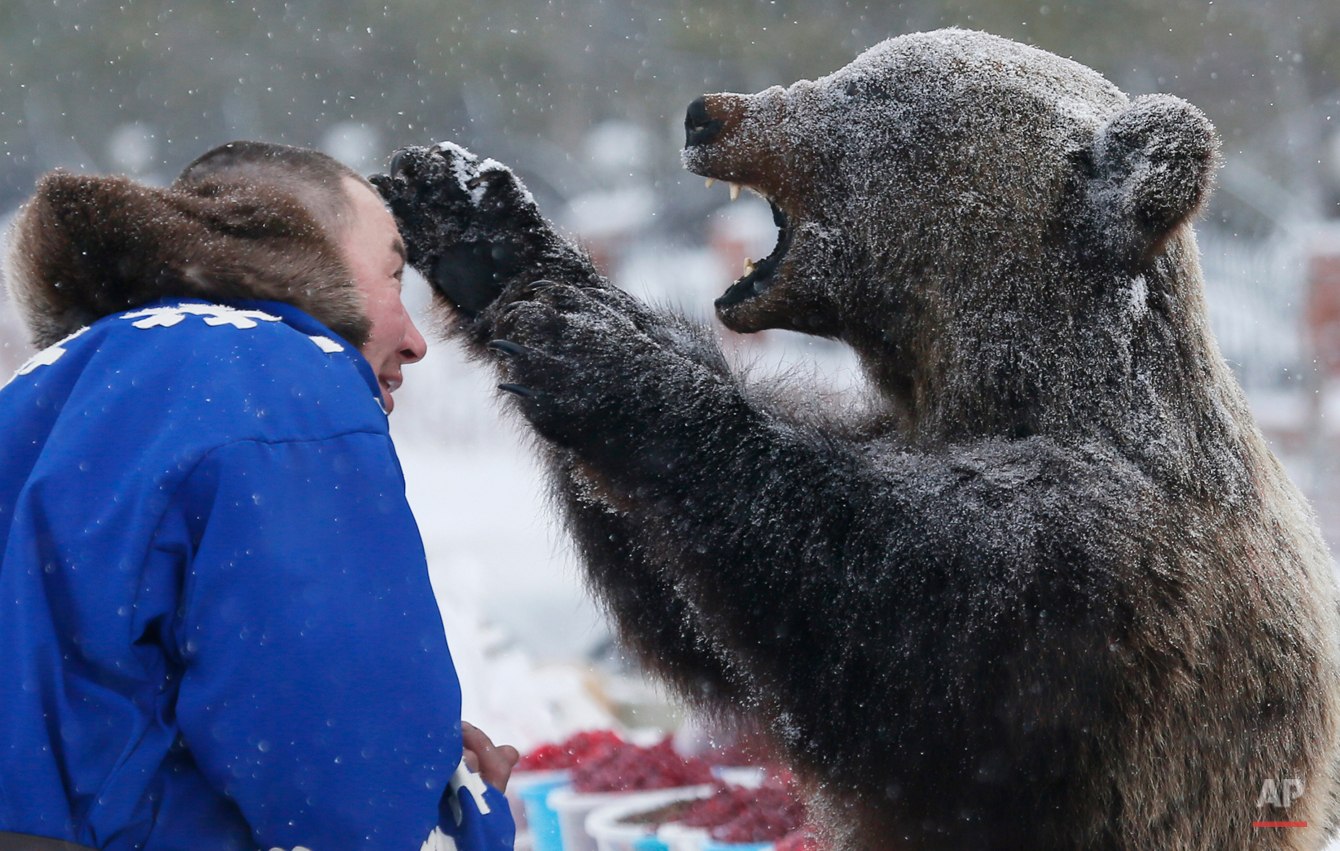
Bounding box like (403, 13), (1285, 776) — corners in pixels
(3, 0), (1340, 759)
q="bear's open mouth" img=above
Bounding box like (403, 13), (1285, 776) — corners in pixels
(715, 198), (794, 309)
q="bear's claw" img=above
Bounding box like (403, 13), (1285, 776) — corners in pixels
(487, 340), (531, 358)
(387, 148), (412, 180)
(498, 383), (538, 399)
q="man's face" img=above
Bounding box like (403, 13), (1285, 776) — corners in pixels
(339, 176), (427, 413)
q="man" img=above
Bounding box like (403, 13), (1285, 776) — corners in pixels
(0, 142), (517, 851)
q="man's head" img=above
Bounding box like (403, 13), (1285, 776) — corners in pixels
(176, 142), (426, 411)
(336, 174), (426, 412)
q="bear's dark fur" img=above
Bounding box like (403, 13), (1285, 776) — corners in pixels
(376, 30), (1340, 851)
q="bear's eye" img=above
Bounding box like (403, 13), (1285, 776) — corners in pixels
(844, 81), (891, 100)
(1070, 148), (1099, 179)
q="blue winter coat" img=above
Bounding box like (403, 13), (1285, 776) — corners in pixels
(0, 298), (514, 851)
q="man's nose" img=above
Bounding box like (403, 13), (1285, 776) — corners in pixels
(401, 319), (428, 364)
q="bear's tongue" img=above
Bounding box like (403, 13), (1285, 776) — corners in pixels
(716, 200), (792, 308)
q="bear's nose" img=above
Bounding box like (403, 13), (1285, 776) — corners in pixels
(685, 96), (724, 147)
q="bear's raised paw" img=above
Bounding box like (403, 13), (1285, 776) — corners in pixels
(371, 143), (546, 318)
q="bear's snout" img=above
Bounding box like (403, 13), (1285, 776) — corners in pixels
(680, 91), (793, 203)
(684, 96), (723, 147)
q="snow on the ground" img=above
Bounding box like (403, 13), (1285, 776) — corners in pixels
(386, 299), (624, 748)
(395, 439), (602, 663)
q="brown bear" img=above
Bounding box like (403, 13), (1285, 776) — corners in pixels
(374, 28), (1340, 851)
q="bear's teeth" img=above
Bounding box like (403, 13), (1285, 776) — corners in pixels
(744, 258), (756, 275)
(729, 183), (742, 202)
(705, 178), (717, 189)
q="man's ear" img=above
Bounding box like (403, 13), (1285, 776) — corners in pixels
(1085, 94), (1220, 265)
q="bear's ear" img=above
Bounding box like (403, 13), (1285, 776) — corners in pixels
(1085, 94), (1220, 264)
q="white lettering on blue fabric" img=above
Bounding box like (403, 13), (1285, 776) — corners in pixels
(309, 335), (344, 353)
(122, 303), (281, 330)
(446, 758), (492, 826)
(5, 326), (90, 386)
(419, 827), (460, 851)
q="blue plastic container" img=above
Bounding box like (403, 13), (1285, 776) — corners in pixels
(517, 772), (572, 851)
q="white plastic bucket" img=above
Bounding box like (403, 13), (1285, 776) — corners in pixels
(549, 785), (712, 851)
(584, 785), (715, 851)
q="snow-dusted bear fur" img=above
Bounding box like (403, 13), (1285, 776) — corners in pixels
(375, 29), (1340, 851)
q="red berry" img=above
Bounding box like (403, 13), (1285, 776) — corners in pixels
(518, 729), (625, 771)
(571, 735), (714, 793)
(673, 782), (807, 842)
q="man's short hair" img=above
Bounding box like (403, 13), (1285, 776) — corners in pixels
(175, 141), (375, 238)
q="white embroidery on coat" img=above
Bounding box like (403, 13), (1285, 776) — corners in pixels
(5, 326), (90, 386)
(419, 827), (460, 851)
(122, 303), (281, 330)
(446, 758), (492, 826)
(309, 335), (344, 353)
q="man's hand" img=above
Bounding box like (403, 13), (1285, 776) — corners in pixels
(461, 720), (520, 793)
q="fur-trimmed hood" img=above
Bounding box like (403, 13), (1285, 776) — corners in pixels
(3, 170), (372, 350)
